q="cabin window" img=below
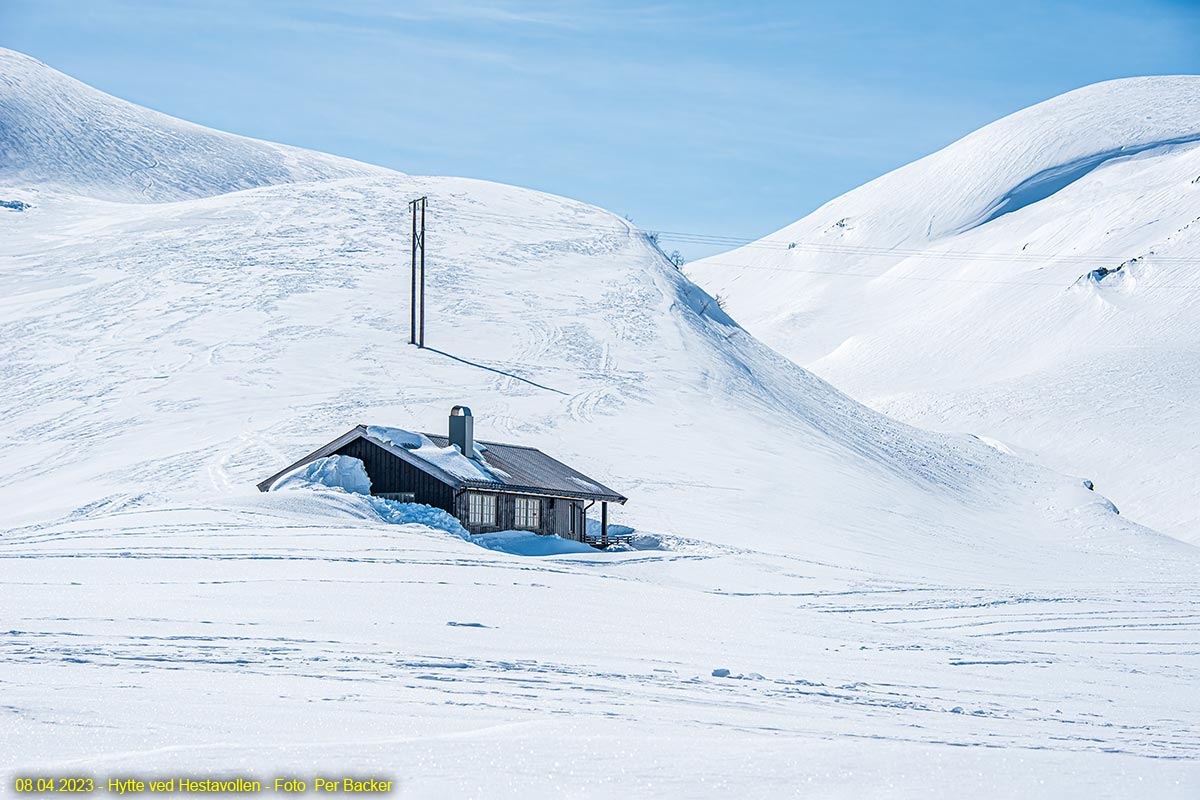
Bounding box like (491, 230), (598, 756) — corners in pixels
(377, 492), (415, 503)
(514, 496), (541, 530)
(468, 492), (496, 526)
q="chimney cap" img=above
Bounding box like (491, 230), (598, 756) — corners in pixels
(450, 405), (472, 417)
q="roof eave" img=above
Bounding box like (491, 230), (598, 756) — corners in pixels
(456, 479), (626, 504)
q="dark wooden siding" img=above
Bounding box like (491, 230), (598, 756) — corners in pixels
(456, 492), (525, 535)
(455, 491), (493, 535)
(454, 492), (584, 539)
(333, 438), (457, 515)
(554, 499), (584, 542)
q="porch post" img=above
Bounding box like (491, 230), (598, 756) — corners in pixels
(601, 501), (608, 547)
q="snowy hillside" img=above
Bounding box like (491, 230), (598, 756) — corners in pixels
(3, 52), (1200, 797)
(690, 77), (1200, 543)
(2, 168), (1129, 578)
(0, 49), (380, 202)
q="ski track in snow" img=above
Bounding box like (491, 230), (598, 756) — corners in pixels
(3, 510), (1199, 776)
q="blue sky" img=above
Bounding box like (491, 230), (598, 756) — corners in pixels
(3, 0), (1198, 258)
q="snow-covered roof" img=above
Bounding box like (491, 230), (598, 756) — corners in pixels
(365, 426), (508, 483)
(258, 425), (626, 503)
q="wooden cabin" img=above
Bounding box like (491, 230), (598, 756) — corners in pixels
(257, 406), (628, 546)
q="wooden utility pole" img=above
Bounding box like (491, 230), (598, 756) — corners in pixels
(409, 196), (427, 347)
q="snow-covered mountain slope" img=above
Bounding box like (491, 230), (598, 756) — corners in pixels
(0, 49), (380, 202)
(2, 172), (1138, 579)
(2, 54), (1199, 797)
(690, 77), (1200, 543)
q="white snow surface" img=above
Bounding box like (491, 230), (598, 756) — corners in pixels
(0, 49), (381, 203)
(691, 76), (1200, 543)
(271, 454), (373, 494)
(2, 54), (1199, 797)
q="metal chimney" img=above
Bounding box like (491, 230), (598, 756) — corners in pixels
(449, 405), (474, 459)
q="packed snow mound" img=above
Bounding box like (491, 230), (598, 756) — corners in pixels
(690, 75), (1200, 541)
(367, 497), (468, 537)
(271, 454), (372, 494)
(469, 529), (597, 556)
(0, 48), (381, 202)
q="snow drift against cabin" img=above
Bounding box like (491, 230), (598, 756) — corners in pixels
(271, 453), (373, 494)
